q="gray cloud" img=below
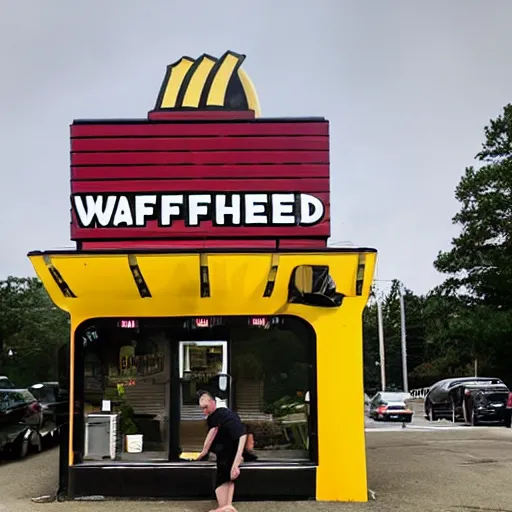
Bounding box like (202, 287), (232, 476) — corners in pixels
(1, 0), (512, 294)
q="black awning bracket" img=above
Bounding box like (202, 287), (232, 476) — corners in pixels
(43, 255), (76, 298)
(127, 254), (152, 298)
(263, 254), (280, 298)
(287, 265), (344, 308)
(355, 253), (366, 296)
(199, 253), (210, 298)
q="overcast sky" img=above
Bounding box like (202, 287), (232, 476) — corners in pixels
(1, 0), (511, 295)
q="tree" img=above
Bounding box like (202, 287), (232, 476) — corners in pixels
(0, 276), (70, 386)
(433, 104), (512, 385)
(435, 104), (512, 306)
(363, 281), (428, 393)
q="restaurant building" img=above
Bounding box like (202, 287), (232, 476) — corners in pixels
(28, 51), (376, 502)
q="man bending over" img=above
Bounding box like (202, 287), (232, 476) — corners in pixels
(197, 390), (247, 512)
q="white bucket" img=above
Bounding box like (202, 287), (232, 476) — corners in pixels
(125, 434), (143, 453)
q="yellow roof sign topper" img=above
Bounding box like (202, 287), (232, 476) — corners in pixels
(153, 50), (261, 116)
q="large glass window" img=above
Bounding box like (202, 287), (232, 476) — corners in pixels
(230, 318), (312, 462)
(76, 316), (315, 464)
(79, 321), (169, 462)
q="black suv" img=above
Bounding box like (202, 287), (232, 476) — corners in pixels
(0, 389), (43, 457)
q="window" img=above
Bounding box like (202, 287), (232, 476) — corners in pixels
(79, 321), (169, 463)
(30, 386), (57, 403)
(76, 316), (315, 464)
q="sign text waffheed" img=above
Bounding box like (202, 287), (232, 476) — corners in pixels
(72, 192), (325, 228)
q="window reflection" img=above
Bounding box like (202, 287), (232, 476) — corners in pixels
(81, 324), (169, 462)
(78, 317), (314, 464)
(230, 323), (311, 460)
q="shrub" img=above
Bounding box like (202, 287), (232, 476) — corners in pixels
(245, 421), (284, 449)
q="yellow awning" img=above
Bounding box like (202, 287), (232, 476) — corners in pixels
(28, 249), (376, 323)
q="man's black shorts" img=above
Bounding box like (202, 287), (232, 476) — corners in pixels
(215, 440), (239, 489)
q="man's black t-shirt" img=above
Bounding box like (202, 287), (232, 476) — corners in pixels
(207, 407), (246, 454)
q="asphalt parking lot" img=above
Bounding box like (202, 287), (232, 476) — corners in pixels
(1, 414), (512, 512)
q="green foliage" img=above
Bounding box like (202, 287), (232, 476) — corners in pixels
(435, 105), (512, 306)
(364, 280), (428, 393)
(364, 105), (512, 390)
(0, 277), (69, 387)
(264, 395), (306, 418)
(245, 421), (284, 449)
(118, 403), (138, 435)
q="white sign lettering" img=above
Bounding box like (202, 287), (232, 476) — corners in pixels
(72, 192), (325, 229)
(161, 194), (183, 226)
(135, 195), (157, 226)
(245, 194), (268, 224)
(215, 194), (241, 225)
(188, 194), (212, 226)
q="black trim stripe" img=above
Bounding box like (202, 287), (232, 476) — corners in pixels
(263, 254), (279, 297)
(71, 116), (326, 125)
(29, 247), (377, 257)
(127, 254), (152, 298)
(355, 254), (366, 296)
(43, 255), (76, 298)
(199, 253), (210, 298)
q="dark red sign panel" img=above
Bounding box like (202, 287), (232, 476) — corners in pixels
(70, 118), (330, 250)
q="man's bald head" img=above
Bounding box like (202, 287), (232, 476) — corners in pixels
(198, 390), (216, 416)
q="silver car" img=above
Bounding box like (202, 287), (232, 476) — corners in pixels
(369, 391), (413, 422)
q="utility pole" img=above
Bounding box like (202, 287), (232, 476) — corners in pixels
(376, 298), (386, 391)
(399, 283), (409, 393)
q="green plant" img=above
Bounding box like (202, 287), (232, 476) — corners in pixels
(245, 421), (283, 449)
(118, 403), (138, 435)
(264, 395), (305, 417)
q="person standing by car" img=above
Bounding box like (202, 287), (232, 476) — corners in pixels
(196, 390), (247, 512)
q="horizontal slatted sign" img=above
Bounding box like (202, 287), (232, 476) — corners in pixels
(70, 118), (330, 250)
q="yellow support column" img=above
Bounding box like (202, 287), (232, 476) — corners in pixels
(315, 301), (368, 501)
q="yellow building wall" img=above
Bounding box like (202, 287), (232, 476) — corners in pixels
(29, 249), (375, 502)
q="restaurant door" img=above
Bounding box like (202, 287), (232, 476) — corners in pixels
(178, 341), (228, 454)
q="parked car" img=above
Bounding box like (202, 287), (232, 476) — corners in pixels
(0, 389), (43, 458)
(424, 377), (505, 421)
(28, 382), (68, 439)
(505, 392), (512, 428)
(0, 376), (16, 389)
(369, 391), (413, 422)
(458, 382), (510, 425)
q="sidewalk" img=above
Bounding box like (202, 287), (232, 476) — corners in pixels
(3, 427), (512, 512)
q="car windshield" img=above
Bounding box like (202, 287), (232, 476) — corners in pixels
(448, 378), (501, 389)
(379, 392), (409, 402)
(0, 379), (16, 389)
(30, 386), (56, 403)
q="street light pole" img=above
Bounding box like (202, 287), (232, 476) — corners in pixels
(399, 283), (409, 393)
(376, 299), (386, 391)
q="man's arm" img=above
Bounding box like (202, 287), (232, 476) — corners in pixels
(230, 434), (247, 479)
(198, 427), (218, 459)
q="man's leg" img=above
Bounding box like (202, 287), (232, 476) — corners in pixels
(215, 483), (230, 508)
(226, 482), (235, 506)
